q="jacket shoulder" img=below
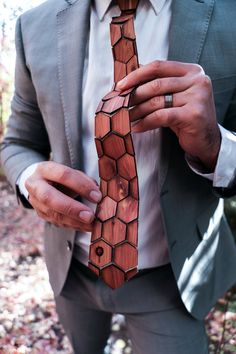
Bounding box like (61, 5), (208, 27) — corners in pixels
(19, 0), (70, 25)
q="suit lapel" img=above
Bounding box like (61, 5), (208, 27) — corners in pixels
(168, 0), (215, 62)
(57, 0), (90, 169)
(159, 0), (215, 193)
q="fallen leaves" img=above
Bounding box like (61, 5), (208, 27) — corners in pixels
(0, 177), (236, 353)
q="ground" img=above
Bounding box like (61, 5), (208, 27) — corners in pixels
(0, 177), (236, 354)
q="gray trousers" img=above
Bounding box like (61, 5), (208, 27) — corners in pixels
(54, 257), (209, 354)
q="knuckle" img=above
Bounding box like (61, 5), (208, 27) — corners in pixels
(53, 212), (63, 224)
(39, 190), (52, 204)
(36, 161), (48, 174)
(195, 75), (212, 92)
(63, 203), (77, 217)
(201, 75), (212, 88)
(153, 110), (161, 120)
(150, 96), (161, 108)
(191, 64), (204, 74)
(192, 104), (205, 119)
(151, 79), (161, 93)
(193, 91), (205, 104)
(47, 209), (55, 218)
(150, 60), (161, 74)
(169, 77), (179, 88)
(57, 167), (71, 183)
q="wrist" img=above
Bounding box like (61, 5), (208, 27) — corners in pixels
(198, 130), (221, 172)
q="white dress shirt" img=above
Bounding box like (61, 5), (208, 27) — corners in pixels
(18, 0), (236, 269)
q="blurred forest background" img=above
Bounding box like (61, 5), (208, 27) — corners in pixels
(0, 1), (236, 353)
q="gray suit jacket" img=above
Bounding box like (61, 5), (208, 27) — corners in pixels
(1, 0), (236, 320)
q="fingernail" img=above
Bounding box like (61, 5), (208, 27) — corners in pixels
(117, 77), (127, 89)
(89, 190), (102, 203)
(79, 211), (94, 223)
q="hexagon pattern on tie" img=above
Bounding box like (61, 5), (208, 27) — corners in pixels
(88, 1), (140, 289)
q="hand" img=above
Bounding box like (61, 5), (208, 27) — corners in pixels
(25, 161), (102, 231)
(117, 60), (221, 171)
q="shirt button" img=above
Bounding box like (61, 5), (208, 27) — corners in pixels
(67, 240), (72, 251)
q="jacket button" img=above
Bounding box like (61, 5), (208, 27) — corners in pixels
(67, 240), (72, 251)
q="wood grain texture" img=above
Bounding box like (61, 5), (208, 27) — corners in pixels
(95, 113), (110, 138)
(102, 266), (125, 289)
(95, 138), (103, 158)
(117, 196), (138, 223)
(89, 5), (140, 289)
(111, 109), (130, 135)
(97, 196), (117, 221)
(114, 242), (138, 271)
(123, 18), (136, 39)
(113, 38), (135, 63)
(117, 0), (139, 12)
(103, 218), (126, 245)
(103, 134), (126, 159)
(127, 220), (138, 246)
(98, 156), (117, 181)
(107, 175), (129, 202)
(91, 220), (102, 242)
(117, 154), (137, 180)
(100, 179), (108, 197)
(114, 61), (127, 83)
(124, 135), (134, 155)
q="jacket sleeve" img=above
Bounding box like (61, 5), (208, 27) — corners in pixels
(0, 17), (51, 200)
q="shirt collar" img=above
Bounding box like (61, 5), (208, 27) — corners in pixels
(94, 0), (167, 21)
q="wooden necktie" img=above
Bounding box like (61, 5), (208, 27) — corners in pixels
(88, 0), (140, 289)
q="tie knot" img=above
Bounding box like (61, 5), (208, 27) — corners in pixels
(116, 0), (139, 13)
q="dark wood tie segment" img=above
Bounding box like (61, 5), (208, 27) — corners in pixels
(117, 0), (140, 13)
(88, 1), (140, 289)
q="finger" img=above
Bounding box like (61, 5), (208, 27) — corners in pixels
(130, 75), (194, 106)
(35, 209), (50, 220)
(26, 179), (95, 224)
(29, 194), (53, 214)
(131, 106), (186, 132)
(54, 183), (79, 198)
(29, 195), (93, 231)
(129, 92), (185, 122)
(35, 162), (102, 203)
(37, 210), (93, 231)
(117, 60), (203, 91)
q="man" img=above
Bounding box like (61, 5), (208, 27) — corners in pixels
(1, 0), (236, 353)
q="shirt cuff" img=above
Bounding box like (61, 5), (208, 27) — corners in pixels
(16, 163), (39, 200)
(186, 125), (236, 188)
